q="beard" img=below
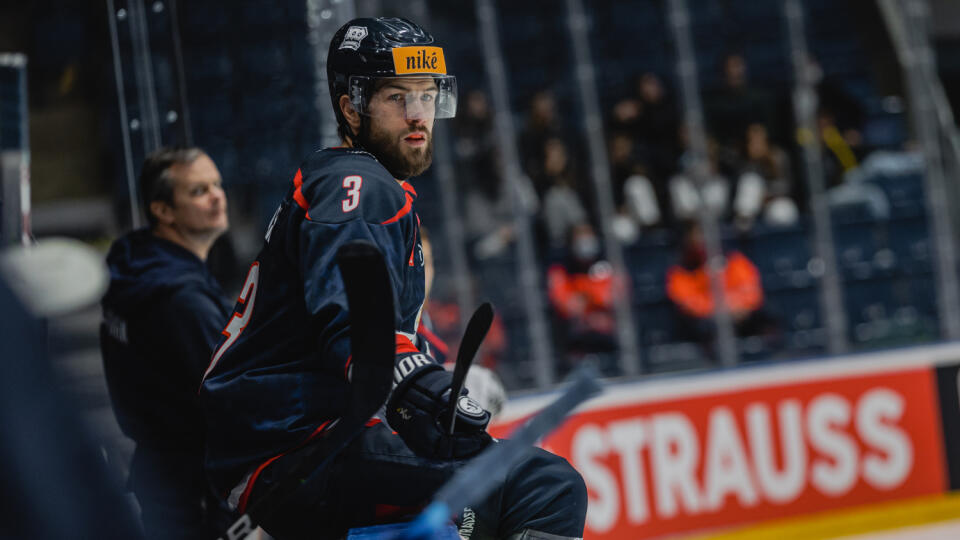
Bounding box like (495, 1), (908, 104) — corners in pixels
(359, 121), (434, 180)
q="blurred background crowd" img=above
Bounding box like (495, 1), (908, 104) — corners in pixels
(3, 0), (960, 393)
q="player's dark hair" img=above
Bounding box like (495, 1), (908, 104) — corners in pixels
(139, 147), (204, 228)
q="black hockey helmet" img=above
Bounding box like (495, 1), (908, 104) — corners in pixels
(327, 17), (457, 140)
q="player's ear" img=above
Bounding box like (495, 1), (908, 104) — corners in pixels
(149, 200), (175, 226)
(339, 94), (362, 134)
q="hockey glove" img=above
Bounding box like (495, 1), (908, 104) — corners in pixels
(386, 355), (492, 459)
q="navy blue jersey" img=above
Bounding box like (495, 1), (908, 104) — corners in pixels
(200, 148), (428, 495)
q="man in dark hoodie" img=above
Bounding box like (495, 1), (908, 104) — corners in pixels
(100, 147), (231, 540)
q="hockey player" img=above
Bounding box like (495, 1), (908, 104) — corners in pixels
(100, 147), (232, 540)
(200, 18), (586, 539)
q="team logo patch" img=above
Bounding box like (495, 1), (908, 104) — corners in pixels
(457, 396), (485, 419)
(339, 26), (368, 50)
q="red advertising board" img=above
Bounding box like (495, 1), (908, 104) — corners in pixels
(490, 368), (946, 539)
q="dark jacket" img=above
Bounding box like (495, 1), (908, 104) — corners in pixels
(101, 229), (231, 451)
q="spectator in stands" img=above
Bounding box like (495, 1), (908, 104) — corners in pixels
(606, 73), (680, 239)
(608, 130), (640, 193)
(460, 162), (518, 261)
(100, 147), (232, 540)
(808, 56), (866, 152)
(803, 56), (892, 218)
(540, 137), (589, 248)
(608, 93), (642, 136)
(608, 132), (662, 243)
(454, 89), (498, 191)
(666, 221), (779, 350)
(796, 57), (866, 189)
(819, 108), (861, 188)
(669, 131), (732, 222)
(733, 123), (799, 229)
(547, 222), (620, 373)
(519, 90), (565, 182)
(452, 89), (521, 261)
(705, 53), (777, 174)
(608, 73), (678, 205)
(635, 72), (680, 182)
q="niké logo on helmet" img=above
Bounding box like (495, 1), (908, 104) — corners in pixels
(392, 47), (447, 75)
(408, 50), (437, 71)
(339, 26), (368, 50)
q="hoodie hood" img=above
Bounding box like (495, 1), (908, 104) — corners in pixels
(102, 229), (215, 314)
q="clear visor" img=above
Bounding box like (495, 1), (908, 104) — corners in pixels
(349, 75), (457, 120)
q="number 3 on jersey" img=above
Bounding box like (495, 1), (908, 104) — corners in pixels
(202, 262), (260, 383)
(341, 175), (363, 213)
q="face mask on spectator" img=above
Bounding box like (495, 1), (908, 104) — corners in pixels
(573, 235), (600, 261)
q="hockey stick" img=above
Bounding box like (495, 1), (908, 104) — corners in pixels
(446, 302), (495, 435)
(219, 241), (396, 540)
(400, 366), (603, 540)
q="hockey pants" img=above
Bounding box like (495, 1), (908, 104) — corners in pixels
(245, 421), (587, 539)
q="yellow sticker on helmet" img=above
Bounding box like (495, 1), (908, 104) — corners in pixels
(392, 46), (447, 75)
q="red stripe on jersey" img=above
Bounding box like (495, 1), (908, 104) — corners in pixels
(417, 322), (449, 357)
(343, 355), (352, 380)
(374, 503), (422, 521)
(236, 419), (334, 514)
(381, 193), (414, 225)
(407, 213), (420, 266)
(395, 334), (419, 355)
(292, 169), (309, 210)
(400, 181), (417, 197)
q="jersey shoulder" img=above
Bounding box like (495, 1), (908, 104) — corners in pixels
(295, 148), (410, 224)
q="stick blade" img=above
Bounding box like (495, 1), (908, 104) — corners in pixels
(447, 302), (495, 434)
(457, 302), (494, 370)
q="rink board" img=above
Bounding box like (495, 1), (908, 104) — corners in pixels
(688, 492), (960, 539)
(490, 343), (960, 539)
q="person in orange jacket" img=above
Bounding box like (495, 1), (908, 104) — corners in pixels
(547, 222), (623, 372)
(666, 221), (778, 346)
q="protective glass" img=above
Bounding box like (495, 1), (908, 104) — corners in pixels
(349, 75), (458, 120)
